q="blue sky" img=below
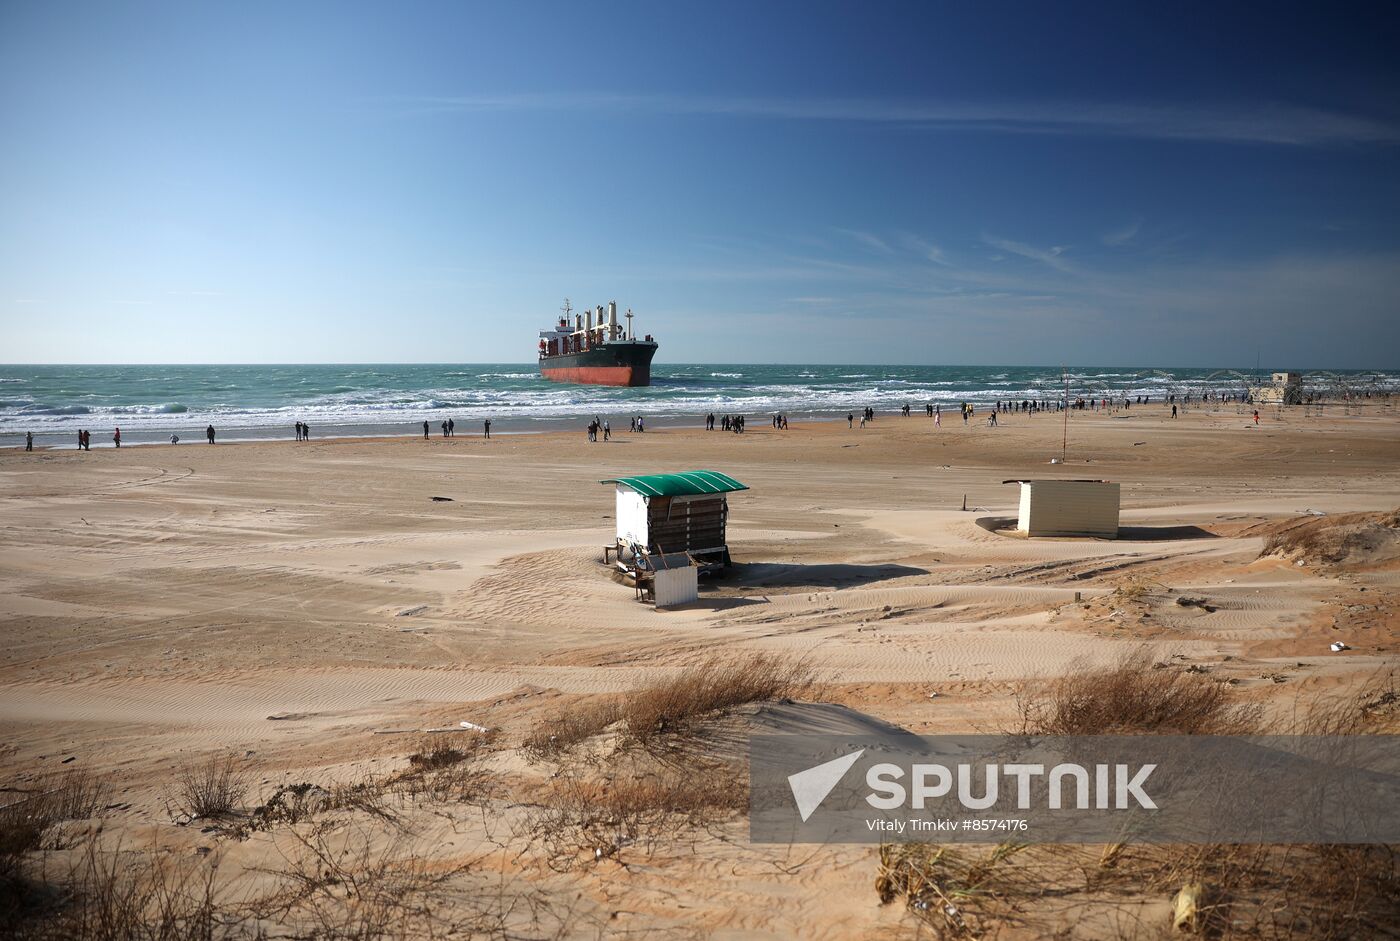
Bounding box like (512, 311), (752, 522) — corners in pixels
(2, 1), (1398, 367)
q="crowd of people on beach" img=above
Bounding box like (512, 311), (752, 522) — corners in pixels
(584, 415), (655, 441)
(21, 385), (1379, 451)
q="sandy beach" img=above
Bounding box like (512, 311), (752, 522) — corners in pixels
(3, 404), (1398, 937)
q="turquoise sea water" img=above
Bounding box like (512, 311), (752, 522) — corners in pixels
(2, 363), (1394, 445)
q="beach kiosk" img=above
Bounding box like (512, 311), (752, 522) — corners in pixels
(1004, 479), (1120, 538)
(601, 470), (748, 573)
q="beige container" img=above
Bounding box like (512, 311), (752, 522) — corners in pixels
(1006, 479), (1121, 538)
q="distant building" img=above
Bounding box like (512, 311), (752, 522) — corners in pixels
(1004, 479), (1120, 539)
(1251, 371), (1303, 405)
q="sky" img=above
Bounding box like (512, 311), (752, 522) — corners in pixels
(1, 1), (1398, 368)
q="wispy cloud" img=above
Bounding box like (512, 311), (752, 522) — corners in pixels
(1102, 217), (1143, 246)
(392, 93), (1400, 146)
(833, 228), (893, 254)
(897, 233), (953, 267)
(982, 234), (1076, 273)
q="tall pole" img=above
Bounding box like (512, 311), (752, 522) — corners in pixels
(1062, 366), (1069, 464)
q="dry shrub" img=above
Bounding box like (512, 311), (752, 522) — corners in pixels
(532, 763), (745, 870)
(171, 754), (248, 820)
(876, 842), (1038, 938)
(389, 732), (498, 804)
(1095, 842), (1400, 939)
(247, 782), (334, 829)
(1284, 670), (1400, 736)
(1258, 509), (1400, 568)
(0, 770), (108, 857)
(8, 841), (226, 940)
(252, 820), (549, 940)
(520, 698), (623, 761)
(1015, 651), (1261, 736)
(882, 666), (1397, 938)
(1, 770), (111, 922)
(523, 653), (813, 760)
(619, 653), (814, 748)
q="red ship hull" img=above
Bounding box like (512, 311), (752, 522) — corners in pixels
(539, 364), (638, 386)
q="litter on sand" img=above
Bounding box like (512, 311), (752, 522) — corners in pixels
(1330, 642), (1350, 652)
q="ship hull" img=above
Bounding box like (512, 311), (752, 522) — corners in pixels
(539, 342), (657, 387)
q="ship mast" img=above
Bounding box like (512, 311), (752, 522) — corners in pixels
(560, 298), (572, 327)
(625, 307), (634, 340)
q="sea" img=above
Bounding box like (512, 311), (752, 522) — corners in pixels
(2, 363), (1395, 447)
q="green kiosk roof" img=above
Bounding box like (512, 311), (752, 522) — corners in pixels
(601, 470), (749, 498)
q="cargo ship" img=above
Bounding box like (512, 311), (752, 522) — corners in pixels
(538, 299), (658, 387)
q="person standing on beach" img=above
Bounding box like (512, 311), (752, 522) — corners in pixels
(206, 425), (216, 444)
(294, 421), (302, 441)
(447, 418), (454, 437)
(302, 423), (309, 440)
(25, 431), (33, 451)
(1171, 404), (1178, 419)
(114, 427), (121, 448)
(1253, 410), (1260, 424)
(423, 421), (429, 439)
(483, 419), (491, 439)
(603, 420), (610, 441)
(170, 434), (179, 445)
(441, 421), (448, 438)
(847, 413), (853, 428)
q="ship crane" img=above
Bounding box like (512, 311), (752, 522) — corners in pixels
(625, 308), (634, 341)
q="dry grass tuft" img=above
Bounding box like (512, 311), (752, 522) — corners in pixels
(170, 754), (249, 820)
(1015, 650), (1261, 736)
(523, 653), (813, 760)
(619, 653), (814, 748)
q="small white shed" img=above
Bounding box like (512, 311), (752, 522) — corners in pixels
(1004, 479), (1120, 538)
(601, 470), (749, 569)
